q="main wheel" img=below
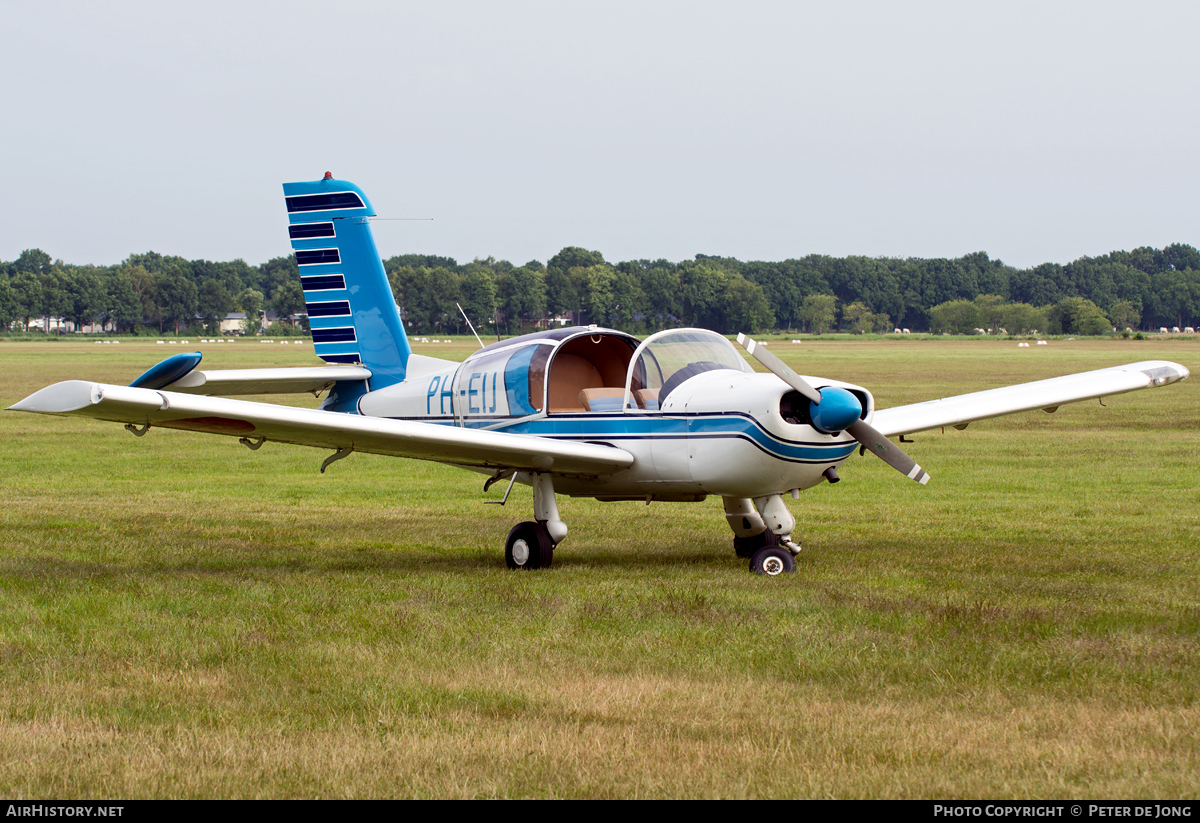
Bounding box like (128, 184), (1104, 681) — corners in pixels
(733, 529), (780, 559)
(505, 521), (554, 570)
(750, 546), (796, 576)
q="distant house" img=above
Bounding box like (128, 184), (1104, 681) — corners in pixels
(26, 317), (116, 334)
(261, 309), (308, 329)
(220, 312), (249, 335)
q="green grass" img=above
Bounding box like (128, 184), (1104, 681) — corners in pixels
(1, 336), (1198, 797)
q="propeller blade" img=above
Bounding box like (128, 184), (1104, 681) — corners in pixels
(847, 420), (931, 485)
(736, 333), (822, 405)
(734, 333), (929, 484)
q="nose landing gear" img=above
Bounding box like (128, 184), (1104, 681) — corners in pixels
(724, 495), (800, 574)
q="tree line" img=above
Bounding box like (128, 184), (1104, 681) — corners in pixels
(0, 250), (304, 336)
(2, 242), (1198, 336)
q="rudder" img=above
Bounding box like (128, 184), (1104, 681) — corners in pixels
(283, 174), (411, 403)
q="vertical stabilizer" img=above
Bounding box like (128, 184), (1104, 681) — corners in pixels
(283, 175), (411, 400)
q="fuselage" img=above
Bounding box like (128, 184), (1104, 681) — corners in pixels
(347, 327), (871, 500)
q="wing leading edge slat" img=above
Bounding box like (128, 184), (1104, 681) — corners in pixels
(870, 360), (1189, 437)
(8, 381), (633, 476)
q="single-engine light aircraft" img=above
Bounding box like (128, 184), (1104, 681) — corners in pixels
(9, 175), (1191, 575)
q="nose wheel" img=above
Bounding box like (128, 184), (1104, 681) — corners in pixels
(750, 546), (796, 576)
(505, 521), (555, 570)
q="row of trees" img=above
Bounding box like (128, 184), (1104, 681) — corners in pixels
(924, 294), (1138, 336)
(384, 244), (1200, 335)
(0, 250), (302, 335)
(3, 242), (1200, 336)
(385, 249), (775, 336)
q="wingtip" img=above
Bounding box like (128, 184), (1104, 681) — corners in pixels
(7, 381), (103, 414)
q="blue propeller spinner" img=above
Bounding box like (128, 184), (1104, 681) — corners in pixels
(807, 387), (864, 435)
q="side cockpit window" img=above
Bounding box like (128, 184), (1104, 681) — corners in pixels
(494, 343), (550, 415)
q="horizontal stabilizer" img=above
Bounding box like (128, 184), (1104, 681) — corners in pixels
(166, 365), (372, 395)
(130, 351), (203, 389)
(871, 360), (1189, 437)
(153, 354), (454, 396)
(8, 381), (634, 476)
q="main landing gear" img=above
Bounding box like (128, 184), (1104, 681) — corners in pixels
(723, 495), (802, 575)
(501, 480), (802, 576)
(505, 473), (568, 571)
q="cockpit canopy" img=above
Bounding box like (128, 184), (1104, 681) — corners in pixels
(456, 326), (750, 419)
(623, 328), (753, 411)
(459, 327), (639, 417)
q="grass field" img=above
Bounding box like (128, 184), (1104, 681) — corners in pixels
(1, 335), (1197, 798)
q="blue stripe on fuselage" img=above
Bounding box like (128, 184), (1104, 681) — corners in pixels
(379, 411), (856, 464)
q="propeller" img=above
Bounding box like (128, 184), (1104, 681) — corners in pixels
(736, 333), (821, 404)
(846, 419), (930, 485)
(736, 333), (930, 485)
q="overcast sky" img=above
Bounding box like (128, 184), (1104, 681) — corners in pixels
(3, 1), (1197, 270)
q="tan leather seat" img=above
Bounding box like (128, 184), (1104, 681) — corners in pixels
(547, 352), (602, 411)
(578, 387), (630, 411)
(632, 388), (660, 410)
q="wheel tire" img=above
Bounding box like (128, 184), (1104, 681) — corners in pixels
(733, 529), (780, 559)
(750, 546), (796, 576)
(505, 521), (554, 570)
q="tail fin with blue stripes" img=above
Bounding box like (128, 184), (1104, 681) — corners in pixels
(283, 174), (411, 397)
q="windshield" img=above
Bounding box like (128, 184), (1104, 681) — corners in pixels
(623, 329), (751, 411)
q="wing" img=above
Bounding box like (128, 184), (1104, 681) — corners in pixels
(7, 381), (633, 476)
(870, 360), (1189, 437)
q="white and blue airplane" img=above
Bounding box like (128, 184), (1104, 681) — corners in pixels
(9, 175), (1191, 575)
